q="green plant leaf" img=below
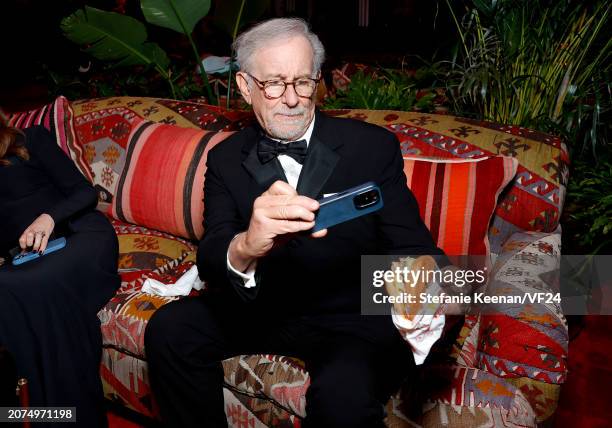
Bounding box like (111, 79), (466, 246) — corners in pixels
(213, 0), (270, 38)
(61, 6), (169, 70)
(141, 0), (211, 34)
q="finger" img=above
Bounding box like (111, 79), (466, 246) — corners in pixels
(257, 194), (319, 212)
(26, 232), (34, 248)
(274, 195), (319, 211)
(19, 234), (28, 250)
(39, 234), (50, 253)
(311, 229), (327, 238)
(263, 180), (297, 197)
(262, 205), (317, 222)
(32, 233), (43, 252)
(273, 219), (315, 234)
(254, 194), (292, 209)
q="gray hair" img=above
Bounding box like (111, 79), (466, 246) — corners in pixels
(233, 18), (325, 77)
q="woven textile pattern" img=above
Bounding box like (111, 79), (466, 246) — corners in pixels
(474, 231), (567, 422)
(98, 219), (197, 357)
(110, 121), (234, 240)
(224, 389), (300, 428)
(71, 97), (253, 205)
(70, 98), (569, 256)
(63, 98), (569, 427)
(326, 109), (568, 256)
(404, 156), (517, 255)
(386, 366), (537, 427)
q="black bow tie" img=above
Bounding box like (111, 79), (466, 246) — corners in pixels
(257, 137), (308, 165)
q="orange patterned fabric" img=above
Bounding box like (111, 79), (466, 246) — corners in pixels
(99, 219), (197, 357)
(326, 109), (569, 255)
(110, 121), (234, 240)
(70, 97), (253, 205)
(403, 156), (518, 255)
(63, 98), (565, 426)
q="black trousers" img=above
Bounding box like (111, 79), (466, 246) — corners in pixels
(145, 294), (416, 428)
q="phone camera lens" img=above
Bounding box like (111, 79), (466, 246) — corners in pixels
(354, 189), (379, 209)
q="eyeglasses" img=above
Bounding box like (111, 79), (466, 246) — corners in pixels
(245, 72), (320, 99)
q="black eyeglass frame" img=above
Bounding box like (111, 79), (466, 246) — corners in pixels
(243, 72), (321, 99)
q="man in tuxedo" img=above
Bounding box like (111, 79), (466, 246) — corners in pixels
(145, 17), (444, 428)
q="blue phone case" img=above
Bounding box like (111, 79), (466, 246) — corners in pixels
(312, 182), (383, 232)
(12, 237), (67, 266)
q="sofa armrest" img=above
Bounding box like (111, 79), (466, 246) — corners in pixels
(484, 228), (568, 380)
(468, 229), (568, 423)
(489, 227), (567, 337)
(386, 364), (539, 427)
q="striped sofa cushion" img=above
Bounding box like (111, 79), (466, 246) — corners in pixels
(404, 156), (518, 255)
(5, 96), (92, 181)
(71, 97), (254, 204)
(110, 121), (234, 240)
(327, 109), (568, 256)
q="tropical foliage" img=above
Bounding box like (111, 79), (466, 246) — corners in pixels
(323, 68), (439, 112)
(60, 0), (269, 103)
(565, 156), (612, 253)
(62, 5), (192, 99)
(140, 0), (214, 101)
(442, 0), (611, 158)
(438, 0), (611, 254)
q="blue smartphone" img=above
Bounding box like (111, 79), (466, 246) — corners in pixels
(12, 237), (67, 266)
(312, 182), (383, 232)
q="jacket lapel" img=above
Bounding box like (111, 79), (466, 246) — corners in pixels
(296, 110), (342, 198)
(296, 135), (340, 198)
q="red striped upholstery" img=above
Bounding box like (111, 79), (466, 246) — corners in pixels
(404, 156), (518, 255)
(111, 121), (234, 240)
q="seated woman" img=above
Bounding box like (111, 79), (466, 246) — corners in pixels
(0, 123), (120, 427)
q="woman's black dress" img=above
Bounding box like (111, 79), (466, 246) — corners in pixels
(0, 126), (120, 427)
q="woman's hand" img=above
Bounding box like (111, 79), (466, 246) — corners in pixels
(19, 214), (55, 253)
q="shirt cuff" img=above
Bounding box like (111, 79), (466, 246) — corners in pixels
(226, 240), (257, 288)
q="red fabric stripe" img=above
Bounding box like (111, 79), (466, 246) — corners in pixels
(442, 163), (470, 254)
(406, 160), (430, 221)
(127, 126), (198, 236)
(402, 157), (517, 256)
(470, 159), (501, 254)
(428, 163), (445, 243)
(478, 314), (567, 374)
(112, 122), (233, 239)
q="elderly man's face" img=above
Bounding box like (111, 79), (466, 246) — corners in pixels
(237, 36), (317, 141)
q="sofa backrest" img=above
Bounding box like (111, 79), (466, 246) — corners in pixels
(63, 97), (568, 254)
(327, 110), (568, 255)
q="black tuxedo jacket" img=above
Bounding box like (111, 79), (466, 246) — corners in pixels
(197, 110), (443, 317)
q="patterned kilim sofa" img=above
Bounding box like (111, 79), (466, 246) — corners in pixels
(4, 95), (569, 427)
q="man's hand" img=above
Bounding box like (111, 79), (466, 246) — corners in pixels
(19, 213), (55, 253)
(229, 181), (327, 272)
